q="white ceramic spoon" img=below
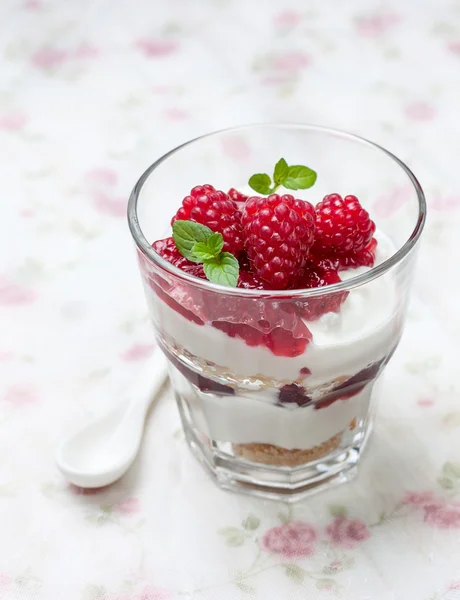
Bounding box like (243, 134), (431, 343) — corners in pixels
(56, 350), (169, 488)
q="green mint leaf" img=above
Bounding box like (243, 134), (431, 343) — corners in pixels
(283, 165), (317, 190)
(192, 233), (224, 261)
(191, 243), (217, 262)
(249, 160), (317, 194)
(273, 158), (289, 185)
(172, 220), (213, 261)
(205, 232), (224, 256)
(248, 173), (273, 195)
(203, 252), (239, 287)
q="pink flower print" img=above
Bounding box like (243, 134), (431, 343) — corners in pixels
(92, 193), (126, 217)
(114, 497), (141, 515)
(271, 51), (310, 72)
(355, 12), (401, 37)
(135, 39), (179, 58)
(417, 397), (435, 408)
(274, 10), (303, 28)
(4, 385), (39, 406)
(86, 168), (118, 186)
(423, 502), (460, 529)
(402, 491), (436, 506)
(74, 42), (99, 59)
(262, 521), (317, 558)
(0, 573), (11, 589)
(19, 208), (36, 218)
(328, 560), (343, 573)
(431, 194), (460, 212)
(162, 108), (190, 121)
(24, 0), (43, 8)
(0, 276), (37, 305)
(31, 47), (69, 70)
(0, 351), (14, 361)
(448, 581), (460, 591)
(448, 41), (460, 55)
(121, 343), (155, 362)
(404, 102), (436, 121)
(0, 112), (28, 131)
(326, 516), (370, 548)
(220, 135), (251, 161)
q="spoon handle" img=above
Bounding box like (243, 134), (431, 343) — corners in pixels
(131, 348), (169, 418)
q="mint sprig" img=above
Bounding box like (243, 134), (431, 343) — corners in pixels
(248, 158), (317, 195)
(192, 232), (224, 261)
(203, 253), (239, 287)
(172, 220), (239, 287)
(171, 220), (214, 262)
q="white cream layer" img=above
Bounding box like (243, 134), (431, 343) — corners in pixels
(186, 384), (371, 450)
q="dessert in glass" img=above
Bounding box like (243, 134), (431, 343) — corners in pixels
(128, 124), (426, 501)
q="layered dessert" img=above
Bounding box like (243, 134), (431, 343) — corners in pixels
(139, 158), (400, 468)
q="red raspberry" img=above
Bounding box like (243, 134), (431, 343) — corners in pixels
(296, 258), (349, 320)
(314, 357), (385, 410)
(241, 194), (316, 289)
(148, 238), (206, 325)
(212, 320), (312, 357)
(237, 269), (271, 290)
(338, 237), (378, 269)
(152, 237), (206, 279)
(313, 194), (376, 259)
(278, 384), (312, 407)
(228, 188), (249, 207)
(172, 185), (244, 256)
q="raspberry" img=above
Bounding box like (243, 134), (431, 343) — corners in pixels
(242, 194), (315, 289)
(313, 194), (376, 259)
(338, 237), (378, 269)
(314, 357), (386, 410)
(152, 237), (205, 279)
(172, 185), (244, 256)
(213, 320), (312, 357)
(296, 258), (349, 320)
(228, 188), (249, 207)
(150, 237), (206, 325)
(237, 269), (271, 290)
(278, 384), (312, 407)
(166, 349), (235, 396)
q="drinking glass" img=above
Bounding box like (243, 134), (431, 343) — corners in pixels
(128, 124), (426, 501)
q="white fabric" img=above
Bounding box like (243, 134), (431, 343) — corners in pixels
(1, 0), (460, 598)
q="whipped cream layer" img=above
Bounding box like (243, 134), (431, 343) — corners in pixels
(185, 381), (372, 450)
(146, 230), (398, 387)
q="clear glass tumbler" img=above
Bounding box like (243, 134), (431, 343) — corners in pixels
(128, 124), (426, 501)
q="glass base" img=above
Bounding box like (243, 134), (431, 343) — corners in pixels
(175, 391), (372, 502)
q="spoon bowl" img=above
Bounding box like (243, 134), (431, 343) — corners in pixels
(56, 351), (168, 488)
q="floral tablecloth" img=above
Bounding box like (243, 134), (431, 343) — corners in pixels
(2, 0), (460, 598)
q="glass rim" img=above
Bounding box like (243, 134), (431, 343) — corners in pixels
(127, 122), (426, 298)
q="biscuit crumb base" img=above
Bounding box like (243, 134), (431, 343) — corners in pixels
(233, 432), (343, 467)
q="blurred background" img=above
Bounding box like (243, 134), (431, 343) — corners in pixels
(2, 1), (460, 598)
